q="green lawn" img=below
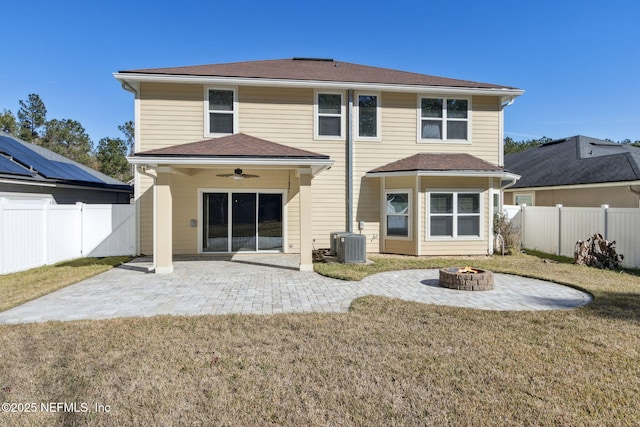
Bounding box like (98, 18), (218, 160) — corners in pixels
(0, 253), (638, 425)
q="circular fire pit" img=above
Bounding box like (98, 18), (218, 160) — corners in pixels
(439, 267), (494, 291)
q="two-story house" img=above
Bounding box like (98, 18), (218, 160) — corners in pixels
(115, 58), (523, 273)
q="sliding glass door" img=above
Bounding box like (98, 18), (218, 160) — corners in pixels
(203, 192), (283, 252)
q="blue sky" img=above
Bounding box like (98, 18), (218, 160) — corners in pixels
(1, 0), (639, 146)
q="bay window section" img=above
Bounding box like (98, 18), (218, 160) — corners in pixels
(428, 192), (480, 238)
(386, 191), (410, 238)
(420, 97), (469, 141)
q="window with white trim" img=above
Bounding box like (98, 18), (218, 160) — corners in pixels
(385, 191), (410, 238)
(315, 92), (343, 138)
(419, 97), (469, 141)
(206, 88), (236, 136)
(356, 93), (380, 139)
(428, 192), (481, 238)
(514, 193), (533, 206)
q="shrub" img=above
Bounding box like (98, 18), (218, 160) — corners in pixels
(493, 211), (520, 255)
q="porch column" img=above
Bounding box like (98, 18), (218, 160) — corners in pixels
(155, 169), (173, 274)
(299, 170), (313, 271)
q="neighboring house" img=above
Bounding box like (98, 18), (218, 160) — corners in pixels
(0, 131), (132, 204)
(504, 135), (640, 208)
(114, 58), (523, 273)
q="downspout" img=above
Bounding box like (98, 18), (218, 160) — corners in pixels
(346, 90), (354, 232)
(500, 175), (519, 191)
(136, 165), (157, 272)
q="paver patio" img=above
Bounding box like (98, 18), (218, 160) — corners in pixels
(0, 254), (592, 324)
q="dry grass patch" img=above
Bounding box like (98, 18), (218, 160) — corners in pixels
(0, 257), (131, 312)
(0, 253), (639, 425)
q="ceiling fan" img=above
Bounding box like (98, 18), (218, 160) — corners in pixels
(216, 168), (259, 180)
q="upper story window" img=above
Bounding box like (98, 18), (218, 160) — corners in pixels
(356, 93), (380, 140)
(206, 87), (237, 136)
(315, 92), (344, 139)
(419, 97), (469, 142)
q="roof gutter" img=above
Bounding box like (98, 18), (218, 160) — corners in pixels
(127, 155), (334, 176)
(113, 73), (525, 98)
(366, 170), (520, 180)
(500, 175), (519, 190)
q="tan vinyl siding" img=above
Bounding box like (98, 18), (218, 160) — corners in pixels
(240, 86), (347, 249)
(134, 82), (505, 256)
(385, 239), (417, 255)
(470, 96), (501, 164)
(239, 87), (313, 143)
(138, 83), (203, 150)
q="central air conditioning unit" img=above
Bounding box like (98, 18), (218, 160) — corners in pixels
(337, 233), (366, 263)
(329, 231), (350, 256)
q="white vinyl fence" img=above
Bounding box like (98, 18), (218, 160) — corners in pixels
(505, 204), (640, 269)
(0, 199), (136, 274)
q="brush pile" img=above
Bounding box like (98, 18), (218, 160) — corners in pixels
(574, 233), (624, 269)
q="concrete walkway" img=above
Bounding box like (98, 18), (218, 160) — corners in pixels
(0, 255), (592, 324)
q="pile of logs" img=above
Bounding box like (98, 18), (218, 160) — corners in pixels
(574, 233), (624, 269)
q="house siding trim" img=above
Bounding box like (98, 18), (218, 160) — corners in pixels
(114, 74), (524, 98)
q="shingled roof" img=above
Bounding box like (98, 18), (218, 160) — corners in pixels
(368, 153), (506, 174)
(118, 58), (519, 91)
(134, 133), (329, 159)
(505, 136), (640, 188)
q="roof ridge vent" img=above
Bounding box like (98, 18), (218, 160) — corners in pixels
(292, 57), (334, 62)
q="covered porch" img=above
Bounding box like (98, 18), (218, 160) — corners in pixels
(128, 133), (333, 273)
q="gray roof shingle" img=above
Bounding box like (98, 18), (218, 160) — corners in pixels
(505, 136), (640, 188)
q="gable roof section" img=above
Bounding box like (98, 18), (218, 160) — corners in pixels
(367, 153), (516, 178)
(115, 58), (523, 97)
(0, 132), (132, 191)
(134, 133), (329, 159)
(505, 136), (640, 188)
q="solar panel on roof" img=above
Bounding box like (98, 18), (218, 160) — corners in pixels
(0, 155), (35, 177)
(0, 135), (103, 183)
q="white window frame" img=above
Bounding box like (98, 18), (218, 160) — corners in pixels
(314, 90), (345, 140)
(426, 190), (483, 240)
(514, 193), (534, 206)
(204, 86), (238, 138)
(384, 189), (412, 240)
(355, 92), (381, 141)
(417, 95), (471, 143)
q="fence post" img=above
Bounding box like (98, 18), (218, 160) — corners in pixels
(42, 199), (50, 265)
(601, 204), (609, 240)
(77, 202), (85, 257)
(0, 198), (5, 274)
(520, 204), (526, 248)
(556, 204), (563, 256)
